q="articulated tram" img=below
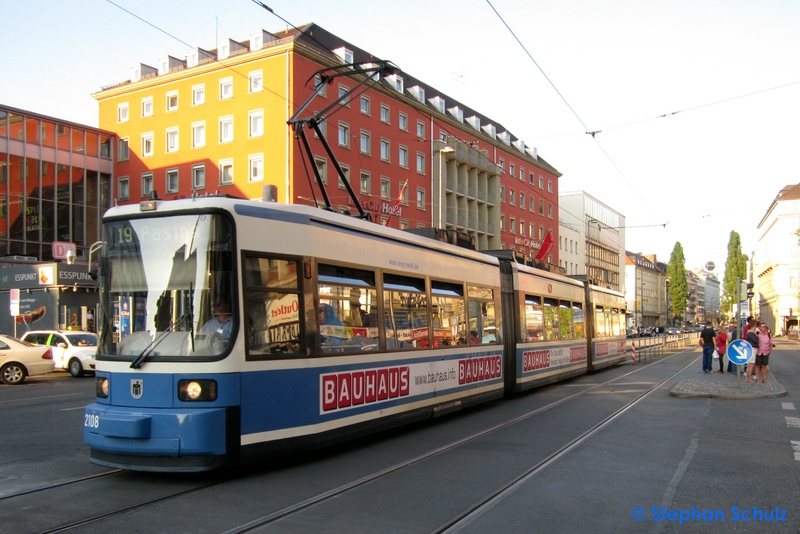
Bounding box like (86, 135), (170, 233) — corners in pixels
(83, 195), (626, 472)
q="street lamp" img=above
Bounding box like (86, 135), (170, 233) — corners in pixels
(666, 279), (671, 328)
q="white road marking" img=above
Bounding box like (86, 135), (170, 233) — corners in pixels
(782, 402), (795, 410)
(785, 417), (800, 428)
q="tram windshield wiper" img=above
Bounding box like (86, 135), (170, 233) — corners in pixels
(130, 313), (191, 369)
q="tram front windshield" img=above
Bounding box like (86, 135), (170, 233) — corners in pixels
(99, 213), (235, 360)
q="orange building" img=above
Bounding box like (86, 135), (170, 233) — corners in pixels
(95, 24), (561, 263)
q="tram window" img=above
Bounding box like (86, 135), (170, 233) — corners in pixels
(430, 281), (464, 347)
(595, 305), (608, 337)
(573, 303), (585, 338)
(524, 296), (543, 341)
(611, 308), (623, 337)
(468, 285), (499, 345)
(543, 298), (559, 340)
(243, 257), (302, 358)
(558, 301), (574, 340)
(384, 273), (429, 349)
(318, 264), (379, 353)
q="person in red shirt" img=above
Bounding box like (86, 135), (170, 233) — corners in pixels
(714, 327), (727, 373)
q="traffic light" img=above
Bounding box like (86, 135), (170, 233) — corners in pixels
(740, 281), (748, 297)
(746, 283), (754, 299)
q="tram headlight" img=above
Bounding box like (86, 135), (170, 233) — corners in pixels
(178, 379), (218, 402)
(96, 377), (109, 398)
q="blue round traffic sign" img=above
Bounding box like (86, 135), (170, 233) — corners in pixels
(727, 339), (754, 365)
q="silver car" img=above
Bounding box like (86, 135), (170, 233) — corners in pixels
(20, 330), (97, 377)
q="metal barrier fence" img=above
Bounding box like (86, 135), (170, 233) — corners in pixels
(628, 333), (701, 363)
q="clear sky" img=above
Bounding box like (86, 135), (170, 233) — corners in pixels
(2, 0), (799, 275)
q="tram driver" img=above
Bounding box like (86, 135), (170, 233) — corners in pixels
(200, 296), (233, 341)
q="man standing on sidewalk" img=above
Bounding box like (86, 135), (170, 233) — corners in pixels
(700, 321), (717, 373)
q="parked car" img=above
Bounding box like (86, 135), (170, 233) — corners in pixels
(0, 334), (54, 385)
(19, 330), (97, 377)
(668, 327), (682, 335)
(626, 328), (638, 338)
(642, 327), (653, 336)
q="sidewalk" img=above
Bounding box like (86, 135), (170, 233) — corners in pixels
(670, 349), (787, 399)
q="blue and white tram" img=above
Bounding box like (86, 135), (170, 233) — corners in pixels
(84, 196), (507, 471)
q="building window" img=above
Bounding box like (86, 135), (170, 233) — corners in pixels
(499, 158), (505, 170)
(249, 154), (264, 182)
(360, 170), (370, 194)
(380, 138), (390, 161)
(338, 122), (350, 148)
(519, 168), (524, 181)
(219, 159), (233, 185)
(166, 168), (179, 193)
(141, 132), (154, 157)
(548, 203), (553, 218)
(439, 130), (447, 142)
(118, 176), (129, 200)
(416, 120), (425, 138)
(520, 193), (525, 209)
(192, 84), (205, 106)
(510, 189), (515, 206)
(539, 200), (544, 215)
(509, 163), (515, 177)
(192, 122), (205, 148)
(166, 91), (178, 111)
(399, 145), (409, 168)
(220, 77), (233, 99)
(417, 188), (425, 210)
(117, 103), (129, 123)
(510, 217), (516, 234)
(416, 152), (425, 174)
(249, 70), (263, 93)
(219, 116), (233, 143)
(500, 214), (505, 231)
(529, 223), (535, 238)
(314, 157), (327, 185)
(141, 97), (153, 117)
(399, 112), (408, 131)
(166, 127), (179, 152)
(118, 138), (129, 162)
(548, 180), (553, 193)
(380, 177), (390, 199)
(539, 226), (545, 240)
(249, 110), (264, 137)
(338, 164), (350, 189)
(380, 104), (390, 123)
(360, 131), (371, 155)
(192, 164), (205, 189)
(540, 177), (545, 189)
(141, 172), (153, 196)
(360, 95), (370, 115)
(338, 84), (349, 106)
(529, 196), (535, 211)
(500, 184), (505, 202)
(399, 181), (408, 205)
(314, 74), (327, 97)
(519, 220), (525, 235)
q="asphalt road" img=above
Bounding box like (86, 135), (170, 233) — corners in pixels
(1, 343), (798, 533)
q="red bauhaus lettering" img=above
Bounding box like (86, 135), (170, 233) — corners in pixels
(322, 375), (337, 411)
(365, 370), (377, 402)
(351, 371), (365, 405)
(377, 369), (389, 400)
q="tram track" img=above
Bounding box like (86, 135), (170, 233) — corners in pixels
(217, 348), (698, 534)
(13, 348), (697, 534)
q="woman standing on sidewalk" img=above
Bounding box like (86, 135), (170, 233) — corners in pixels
(715, 326), (727, 373)
(755, 323), (773, 383)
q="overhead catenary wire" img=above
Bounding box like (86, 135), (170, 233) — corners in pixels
(485, 0), (664, 228)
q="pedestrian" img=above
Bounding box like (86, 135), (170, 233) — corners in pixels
(700, 320), (716, 373)
(726, 325), (736, 372)
(755, 323), (772, 383)
(715, 326), (727, 373)
(745, 319), (759, 383)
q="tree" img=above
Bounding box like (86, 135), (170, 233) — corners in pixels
(721, 230), (748, 317)
(667, 242), (688, 325)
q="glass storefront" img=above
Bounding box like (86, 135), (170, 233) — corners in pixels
(0, 106), (114, 262)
